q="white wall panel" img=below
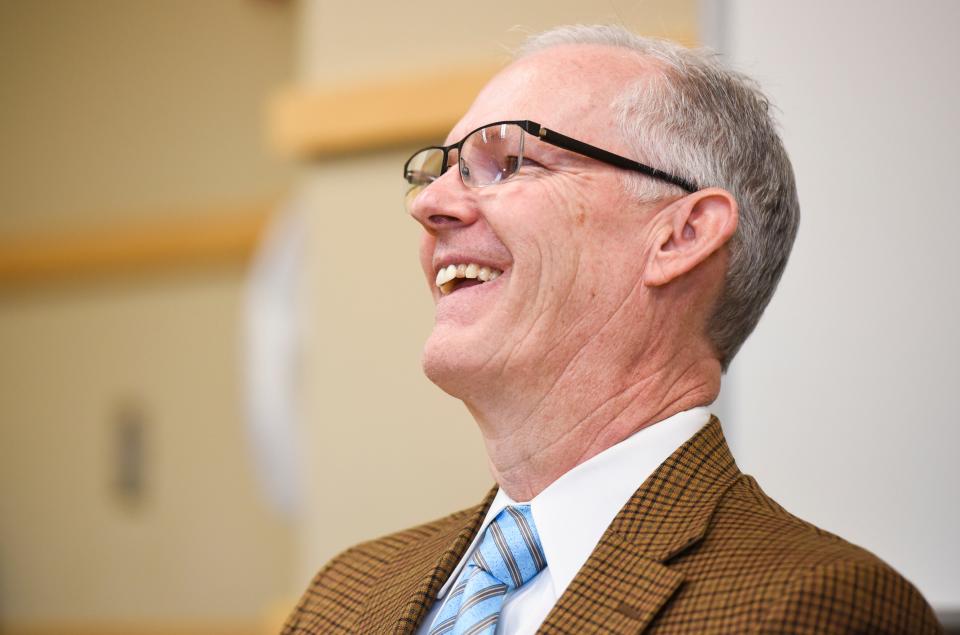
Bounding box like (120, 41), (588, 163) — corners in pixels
(721, 0), (959, 613)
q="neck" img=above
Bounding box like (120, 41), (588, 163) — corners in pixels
(466, 345), (721, 502)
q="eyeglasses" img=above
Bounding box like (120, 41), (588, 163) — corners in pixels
(403, 120), (697, 200)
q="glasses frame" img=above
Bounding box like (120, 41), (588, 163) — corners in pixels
(403, 119), (698, 194)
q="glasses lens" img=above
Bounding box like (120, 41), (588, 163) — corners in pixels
(405, 147), (446, 186)
(460, 123), (524, 187)
(404, 147), (446, 210)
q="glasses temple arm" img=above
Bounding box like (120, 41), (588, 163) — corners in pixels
(533, 125), (698, 193)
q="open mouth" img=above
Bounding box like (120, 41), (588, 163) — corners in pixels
(435, 263), (503, 296)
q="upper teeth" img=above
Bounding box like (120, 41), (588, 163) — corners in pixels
(435, 263), (502, 294)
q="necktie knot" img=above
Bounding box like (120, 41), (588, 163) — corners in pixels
(428, 504), (546, 635)
(471, 505), (546, 590)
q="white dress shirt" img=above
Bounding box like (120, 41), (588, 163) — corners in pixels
(417, 406), (712, 635)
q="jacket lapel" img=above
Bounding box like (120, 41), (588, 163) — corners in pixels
(357, 487), (497, 634)
(538, 417), (740, 634)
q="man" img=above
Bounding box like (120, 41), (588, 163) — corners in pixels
(283, 25), (941, 634)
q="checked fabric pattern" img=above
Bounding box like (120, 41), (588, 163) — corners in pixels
(428, 505), (546, 635)
(282, 418), (942, 634)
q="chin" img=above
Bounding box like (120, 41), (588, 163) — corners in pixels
(420, 326), (490, 400)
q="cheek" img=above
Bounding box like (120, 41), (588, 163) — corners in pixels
(532, 181), (611, 264)
(537, 180), (647, 300)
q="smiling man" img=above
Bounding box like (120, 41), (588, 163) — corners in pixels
(282, 25), (941, 635)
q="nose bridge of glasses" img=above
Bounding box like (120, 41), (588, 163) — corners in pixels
(446, 143), (460, 173)
(405, 157), (471, 219)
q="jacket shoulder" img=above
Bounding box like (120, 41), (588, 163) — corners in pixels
(281, 505), (482, 635)
(669, 474), (942, 633)
(756, 554), (943, 634)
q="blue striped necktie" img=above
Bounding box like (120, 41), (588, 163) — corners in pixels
(429, 505), (547, 635)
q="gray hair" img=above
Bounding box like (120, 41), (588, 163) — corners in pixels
(519, 25), (800, 370)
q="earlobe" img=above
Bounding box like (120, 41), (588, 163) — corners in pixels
(643, 188), (738, 287)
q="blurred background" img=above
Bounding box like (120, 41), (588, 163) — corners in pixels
(0, 1), (956, 633)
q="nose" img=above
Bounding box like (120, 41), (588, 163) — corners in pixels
(408, 167), (480, 234)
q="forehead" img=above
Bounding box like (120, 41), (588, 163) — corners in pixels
(448, 44), (655, 153)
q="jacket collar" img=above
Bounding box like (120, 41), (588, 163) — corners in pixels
(537, 416), (740, 633)
(358, 417), (738, 634)
(357, 487), (496, 634)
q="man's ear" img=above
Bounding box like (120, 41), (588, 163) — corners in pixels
(643, 188), (738, 287)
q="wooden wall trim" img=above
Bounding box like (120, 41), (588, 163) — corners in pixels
(0, 203), (274, 289)
(268, 25), (699, 161)
(268, 63), (503, 159)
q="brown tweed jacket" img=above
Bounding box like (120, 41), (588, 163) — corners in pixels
(282, 418), (942, 634)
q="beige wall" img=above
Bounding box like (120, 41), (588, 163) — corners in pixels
(0, 0), (293, 233)
(0, 272), (292, 625)
(0, 0), (295, 630)
(297, 0), (697, 84)
(291, 0), (698, 589)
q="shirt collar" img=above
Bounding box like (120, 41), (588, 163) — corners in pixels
(435, 406), (711, 600)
